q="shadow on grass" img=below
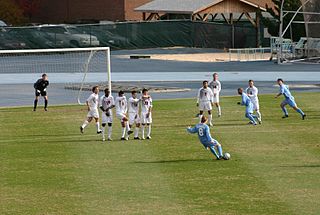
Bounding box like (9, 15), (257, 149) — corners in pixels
(280, 165), (320, 168)
(133, 158), (213, 164)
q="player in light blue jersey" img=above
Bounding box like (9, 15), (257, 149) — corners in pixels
(237, 88), (261, 125)
(275, 78), (306, 120)
(187, 116), (226, 160)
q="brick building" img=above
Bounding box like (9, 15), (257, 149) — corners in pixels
(32, 0), (151, 23)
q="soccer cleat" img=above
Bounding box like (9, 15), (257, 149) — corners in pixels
(146, 136), (152, 140)
(33, 108), (36, 111)
(97, 130), (102, 134)
(209, 123), (213, 127)
(107, 138), (113, 141)
(302, 114), (306, 120)
(257, 118), (262, 124)
(141, 136), (145, 140)
(102, 137), (106, 142)
(134, 137), (141, 140)
(121, 137), (128, 141)
(127, 130), (133, 135)
(44, 108), (48, 111)
(282, 115), (289, 119)
(80, 126), (84, 134)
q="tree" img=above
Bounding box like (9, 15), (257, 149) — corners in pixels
(0, 0), (25, 25)
(15, 0), (41, 21)
(262, 0), (306, 41)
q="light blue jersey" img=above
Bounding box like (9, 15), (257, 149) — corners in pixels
(241, 93), (253, 113)
(279, 84), (296, 107)
(187, 123), (215, 147)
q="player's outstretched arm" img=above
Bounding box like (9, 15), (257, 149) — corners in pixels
(187, 126), (197, 133)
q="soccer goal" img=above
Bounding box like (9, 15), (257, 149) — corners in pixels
(0, 47), (111, 104)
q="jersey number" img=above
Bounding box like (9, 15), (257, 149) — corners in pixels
(199, 128), (204, 136)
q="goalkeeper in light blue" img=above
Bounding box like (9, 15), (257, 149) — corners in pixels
(187, 116), (226, 160)
(237, 88), (261, 125)
(275, 78), (306, 120)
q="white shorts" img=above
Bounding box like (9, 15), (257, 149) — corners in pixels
(213, 94), (220, 103)
(87, 109), (99, 118)
(252, 101), (260, 110)
(129, 112), (140, 125)
(116, 112), (127, 122)
(199, 102), (212, 111)
(141, 112), (152, 124)
(101, 111), (113, 124)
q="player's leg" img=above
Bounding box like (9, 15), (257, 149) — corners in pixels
(80, 117), (93, 133)
(246, 112), (257, 125)
(208, 110), (213, 126)
(146, 113), (152, 139)
(280, 100), (289, 118)
(94, 117), (101, 134)
(121, 120), (127, 140)
(42, 91), (48, 111)
(101, 123), (107, 141)
(214, 95), (221, 117)
(199, 110), (204, 123)
(254, 102), (261, 121)
(134, 115), (141, 139)
(212, 139), (223, 159)
(107, 123), (113, 140)
(290, 100), (306, 119)
(33, 90), (40, 111)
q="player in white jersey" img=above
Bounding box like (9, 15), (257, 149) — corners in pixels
(209, 73), (222, 117)
(128, 90), (141, 140)
(141, 88), (153, 140)
(246, 80), (262, 122)
(115, 91), (133, 140)
(80, 86), (102, 134)
(99, 88), (115, 142)
(197, 81), (214, 126)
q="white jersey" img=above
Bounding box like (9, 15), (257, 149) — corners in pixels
(141, 96), (153, 114)
(99, 95), (115, 111)
(246, 86), (259, 102)
(128, 97), (140, 114)
(197, 87), (214, 103)
(115, 96), (127, 114)
(209, 80), (221, 94)
(87, 93), (99, 110)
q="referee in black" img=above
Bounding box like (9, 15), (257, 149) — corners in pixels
(33, 73), (49, 111)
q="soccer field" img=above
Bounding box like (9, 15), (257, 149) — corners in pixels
(0, 93), (319, 215)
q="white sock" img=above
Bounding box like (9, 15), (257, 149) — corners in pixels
(108, 126), (112, 138)
(96, 122), (100, 132)
(199, 114), (203, 123)
(218, 106), (221, 116)
(208, 114), (212, 124)
(257, 110), (262, 120)
(81, 120), (89, 129)
(141, 125), (145, 138)
(125, 121), (130, 131)
(102, 126), (105, 138)
(121, 127), (126, 138)
(134, 127), (139, 138)
(147, 124), (152, 137)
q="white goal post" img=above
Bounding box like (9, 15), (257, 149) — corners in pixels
(0, 47), (112, 104)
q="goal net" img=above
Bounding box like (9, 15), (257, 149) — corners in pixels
(301, 0), (320, 61)
(0, 47), (111, 104)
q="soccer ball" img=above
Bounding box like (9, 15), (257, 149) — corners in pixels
(223, 152), (231, 160)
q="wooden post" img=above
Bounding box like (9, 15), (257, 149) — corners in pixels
(142, 12), (146, 21)
(256, 11), (261, 47)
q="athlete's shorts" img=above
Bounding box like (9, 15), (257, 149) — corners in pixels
(202, 139), (220, 149)
(246, 103), (254, 114)
(35, 89), (47, 97)
(141, 112), (152, 124)
(116, 112), (127, 122)
(199, 102), (212, 111)
(129, 112), (140, 125)
(213, 94), (220, 103)
(252, 100), (260, 110)
(101, 111), (113, 124)
(87, 108), (99, 118)
(282, 98), (297, 108)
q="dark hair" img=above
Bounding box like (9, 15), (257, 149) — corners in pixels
(92, 86), (99, 92)
(118, 90), (124, 96)
(277, 78), (284, 82)
(203, 80), (208, 84)
(249, 79), (253, 82)
(142, 88), (148, 93)
(201, 116), (208, 123)
(42, 73), (47, 78)
(131, 90), (137, 94)
(213, 73), (218, 76)
(104, 88), (109, 93)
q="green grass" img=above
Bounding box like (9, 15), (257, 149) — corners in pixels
(0, 93), (319, 215)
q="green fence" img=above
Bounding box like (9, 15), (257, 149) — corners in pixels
(0, 20), (261, 50)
